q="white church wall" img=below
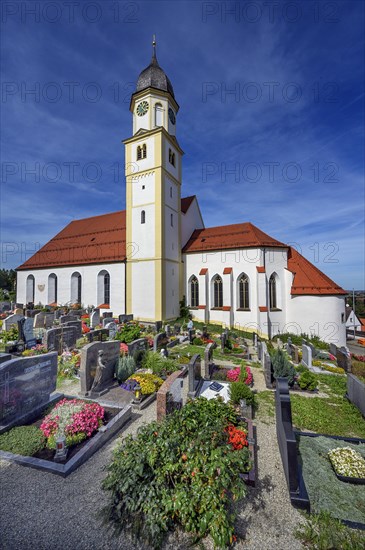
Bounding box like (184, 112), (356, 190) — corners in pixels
(164, 174), (179, 211)
(131, 261), (155, 320)
(16, 263), (125, 314)
(164, 261), (179, 319)
(181, 199), (205, 248)
(287, 294), (346, 347)
(164, 205), (179, 262)
(132, 171), (155, 207)
(131, 203), (155, 259)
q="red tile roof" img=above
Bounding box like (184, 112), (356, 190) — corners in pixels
(182, 222), (286, 253)
(256, 266), (265, 273)
(287, 247), (346, 296)
(17, 197), (197, 271)
(199, 268), (208, 275)
(17, 211), (126, 270)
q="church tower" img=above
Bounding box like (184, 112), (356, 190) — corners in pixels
(124, 38), (183, 322)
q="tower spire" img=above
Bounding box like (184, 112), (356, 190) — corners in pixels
(152, 34), (157, 63)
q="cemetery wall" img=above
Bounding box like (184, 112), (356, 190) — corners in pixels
(16, 263), (125, 314)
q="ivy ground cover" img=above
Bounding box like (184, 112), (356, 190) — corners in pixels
(103, 397), (251, 548)
(298, 435), (365, 525)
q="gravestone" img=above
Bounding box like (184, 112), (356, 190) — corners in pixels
(63, 320), (82, 340)
(257, 342), (262, 361)
(174, 324), (181, 335)
(154, 332), (168, 352)
(204, 342), (216, 378)
(336, 347), (351, 372)
(308, 342), (317, 359)
(347, 374), (365, 416)
(79, 341), (120, 397)
(329, 343), (337, 357)
(90, 309), (100, 328)
(155, 321), (162, 332)
(102, 317), (115, 327)
(302, 344), (312, 369)
(119, 314), (133, 324)
(44, 313), (55, 329)
(220, 329), (228, 351)
(0, 302), (11, 313)
(2, 314), (24, 331)
(34, 311), (47, 329)
(18, 318), (37, 349)
(263, 352), (274, 388)
(188, 328), (195, 344)
(54, 309), (62, 320)
(0, 353), (12, 364)
(188, 354), (202, 398)
(260, 341), (267, 369)
(127, 338), (148, 357)
(44, 326), (77, 353)
(0, 352), (58, 433)
(84, 328), (109, 343)
(275, 378), (300, 495)
(60, 314), (78, 325)
(291, 345), (299, 364)
(165, 325), (171, 337)
(102, 312), (113, 319)
(166, 377), (183, 414)
(25, 310), (39, 318)
(106, 322), (118, 340)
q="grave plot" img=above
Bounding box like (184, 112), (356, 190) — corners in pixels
(275, 378), (365, 529)
(0, 352), (132, 476)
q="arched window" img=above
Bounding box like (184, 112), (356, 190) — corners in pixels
(137, 144), (146, 160)
(26, 275), (35, 304)
(212, 275), (223, 308)
(97, 270), (110, 306)
(48, 273), (58, 304)
(237, 273), (249, 309)
(189, 276), (199, 307)
(269, 273), (278, 309)
(141, 210), (146, 224)
(71, 272), (82, 304)
(155, 102), (163, 126)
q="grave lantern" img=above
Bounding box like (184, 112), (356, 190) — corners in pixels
(134, 382), (142, 402)
(54, 435), (68, 462)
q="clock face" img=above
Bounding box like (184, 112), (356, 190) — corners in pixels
(136, 100), (149, 117)
(168, 107), (176, 125)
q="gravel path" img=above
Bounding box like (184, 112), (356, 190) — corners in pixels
(0, 374), (305, 550)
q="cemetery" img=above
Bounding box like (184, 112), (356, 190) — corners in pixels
(0, 307), (364, 546)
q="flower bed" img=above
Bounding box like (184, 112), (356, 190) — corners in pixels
(328, 446), (365, 483)
(0, 396), (132, 476)
(226, 365), (253, 385)
(120, 372), (164, 395)
(103, 397), (251, 548)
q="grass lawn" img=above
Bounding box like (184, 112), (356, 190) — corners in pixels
(255, 375), (365, 438)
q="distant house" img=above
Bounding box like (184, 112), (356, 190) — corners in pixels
(359, 318), (365, 334)
(345, 306), (362, 331)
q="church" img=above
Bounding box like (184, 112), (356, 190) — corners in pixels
(16, 43), (347, 345)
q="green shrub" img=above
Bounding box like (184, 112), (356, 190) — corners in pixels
(224, 338), (233, 350)
(143, 352), (180, 378)
(115, 324), (141, 343)
(192, 337), (203, 345)
(211, 369), (227, 381)
(296, 363), (309, 374)
(298, 370), (318, 391)
(352, 360), (365, 380)
(0, 426), (45, 456)
(102, 398), (249, 549)
(271, 348), (296, 385)
(229, 382), (255, 406)
(117, 355), (136, 383)
(295, 511), (365, 549)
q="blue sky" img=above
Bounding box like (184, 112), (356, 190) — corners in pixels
(1, 0), (364, 289)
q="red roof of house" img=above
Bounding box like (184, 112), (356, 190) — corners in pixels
(287, 247), (346, 296)
(182, 222), (286, 253)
